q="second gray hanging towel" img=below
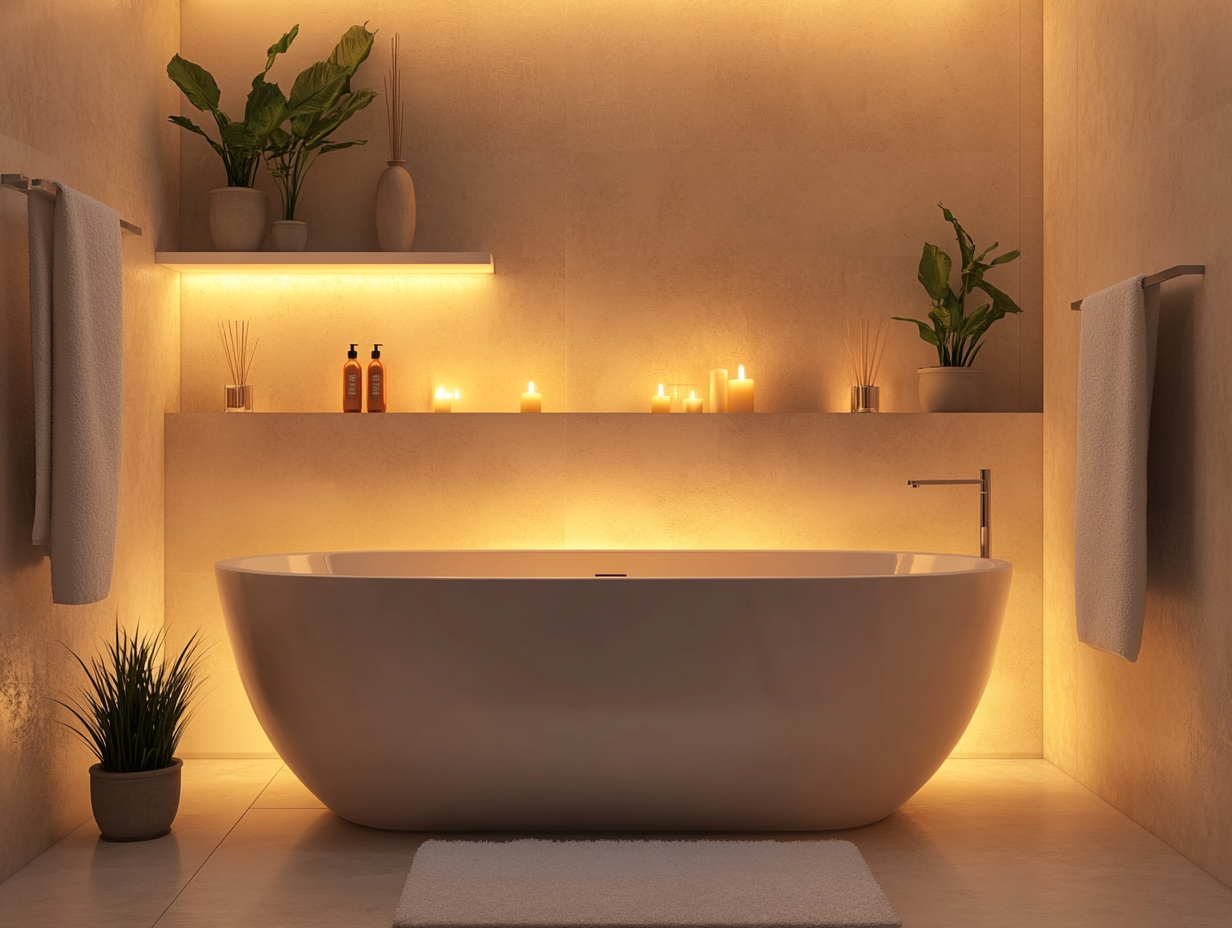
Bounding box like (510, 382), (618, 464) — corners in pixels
(1074, 275), (1158, 661)
(27, 182), (124, 605)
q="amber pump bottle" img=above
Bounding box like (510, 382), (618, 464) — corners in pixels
(367, 344), (386, 412)
(343, 344), (363, 412)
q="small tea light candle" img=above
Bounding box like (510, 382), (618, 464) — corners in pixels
(728, 365), (755, 413)
(651, 384), (672, 413)
(684, 390), (703, 413)
(520, 381), (542, 413)
(433, 387), (459, 413)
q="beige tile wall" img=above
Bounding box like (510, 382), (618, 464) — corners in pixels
(177, 0), (1043, 415)
(167, 412), (1043, 760)
(0, 0), (180, 883)
(1044, 0), (1232, 889)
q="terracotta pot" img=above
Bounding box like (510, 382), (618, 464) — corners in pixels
(917, 366), (983, 412)
(271, 219), (308, 252)
(208, 187), (267, 251)
(90, 757), (182, 841)
(375, 161), (417, 251)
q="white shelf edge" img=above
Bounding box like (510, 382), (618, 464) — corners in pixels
(155, 252), (494, 274)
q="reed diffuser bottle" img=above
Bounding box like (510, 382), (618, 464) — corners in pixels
(219, 320), (258, 412)
(375, 33), (416, 251)
(845, 318), (884, 412)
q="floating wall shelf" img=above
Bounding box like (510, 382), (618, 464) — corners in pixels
(154, 252), (494, 274)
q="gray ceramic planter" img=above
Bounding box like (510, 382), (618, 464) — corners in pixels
(89, 758), (182, 841)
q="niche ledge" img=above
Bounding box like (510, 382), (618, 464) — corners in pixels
(155, 252), (494, 274)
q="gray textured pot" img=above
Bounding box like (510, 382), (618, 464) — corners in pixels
(917, 366), (983, 412)
(89, 758), (182, 841)
(208, 186), (268, 251)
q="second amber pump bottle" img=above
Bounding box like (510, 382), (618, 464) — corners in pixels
(367, 344), (386, 412)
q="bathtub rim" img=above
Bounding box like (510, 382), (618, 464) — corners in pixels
(215, 549), (1013, 581)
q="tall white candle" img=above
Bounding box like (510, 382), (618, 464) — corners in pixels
(728, 365), (754, 413)
(709, 368), (728, 413)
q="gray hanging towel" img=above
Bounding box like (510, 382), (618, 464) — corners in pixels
(27, 182), (124, 605)
(1074, 275), (1158, 661)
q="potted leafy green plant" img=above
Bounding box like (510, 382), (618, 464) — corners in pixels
(167, 27), (299, 251)
(263, 24), (378, 251)
(892, 205), (1022, 412)
(56, 625), (206, 842)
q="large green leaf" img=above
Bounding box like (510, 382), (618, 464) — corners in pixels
(288, 61), (349, 126)
(891, 316), (942, 347)
(167, 55), (221, 113)
(304, 89), (376, 148)
(974, 279), (1023, 318)
(329, 23), (376, 91)
(990, 248), (1021, 266)
(242, 81), (288, 147)
(168, 115), (225, 157)
(918, 243), (953, 302)
(262, 24), (299, 78)
(940, 203), (974, 271)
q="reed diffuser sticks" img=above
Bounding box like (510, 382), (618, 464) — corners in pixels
(845, 318), (885, 412)
(218, 320), (258, 386)
(844, 318), (885, 388)
(384, 34), (404, 162)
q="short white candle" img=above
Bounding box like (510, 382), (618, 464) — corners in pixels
(520, 381), (543, 413)
(684, 390), (703, 413)
(433, 387), (457, 413)
(651, 383), (672, 413)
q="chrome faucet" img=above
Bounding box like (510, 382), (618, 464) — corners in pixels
(906, 469), (991, 558)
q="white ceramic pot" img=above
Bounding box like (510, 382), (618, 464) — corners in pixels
(271, 220), (308, 252)
(90, 758), (182, 841)
(375, 160), (417, 251)
(917, 366), (983, 412)
(208, 187), (267, 251)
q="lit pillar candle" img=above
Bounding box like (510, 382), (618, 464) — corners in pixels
(651, 384), (672, 413)
(684, 390), (703, 413)
(728, 365), (754, 413)
(433, 387), (458, 413)
(520, 381), (542, 413)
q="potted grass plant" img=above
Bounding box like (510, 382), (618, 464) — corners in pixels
(892, 204), (1022, 412)
(167, 27), (299, 251)
(263, 24), (378, 251)
(56, 625), (206, 842)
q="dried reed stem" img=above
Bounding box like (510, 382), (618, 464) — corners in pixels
(843, 317), (885, 387)
(384, 33), (404, 161)
(218, 320), (258, 385)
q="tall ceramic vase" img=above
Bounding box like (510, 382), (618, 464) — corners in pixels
(375, 161), (416, 252)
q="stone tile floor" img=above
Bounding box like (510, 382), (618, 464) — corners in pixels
(1, 759), (1230, 926)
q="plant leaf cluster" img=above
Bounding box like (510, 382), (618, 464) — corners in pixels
(167, 26), (301, 187)
(893, 204), (1022, 367)
(265, 24), (378, 220)
(166, 23), (377, 216)
(54, 624), (207, 773)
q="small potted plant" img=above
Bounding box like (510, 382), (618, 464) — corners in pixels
(167, 26), (299, 251)
(56, 625), (206, 842)
(263, 24), (378, 251)
(893, 204), (1022, 412)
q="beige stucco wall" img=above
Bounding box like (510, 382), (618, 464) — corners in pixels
(1043, 0), (1232, 887)
(0, 0), (180, 882)
(167, 412), (1043, 760)
(178, 0), (1043, 415)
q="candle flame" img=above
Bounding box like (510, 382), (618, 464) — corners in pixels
(454, 389), (460, 400)
(738, 364), (745, 379)
(435, 386), (448, 399)
(690, 389), (696, 399)
(528, 381), (535, 393)
(658, 384), (664, 396)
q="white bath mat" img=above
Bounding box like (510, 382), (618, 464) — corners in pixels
(393, 838), (900, 928)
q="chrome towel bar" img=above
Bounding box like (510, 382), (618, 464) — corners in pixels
(1071, 265), (1204, 310)
(1, 174), (142, 236)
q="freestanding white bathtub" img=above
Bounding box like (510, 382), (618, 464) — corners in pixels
(215, 550), (1011, 831)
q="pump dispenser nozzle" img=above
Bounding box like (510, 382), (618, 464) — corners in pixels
(371, 344), (382, 359)
(348, 344), (359, 359)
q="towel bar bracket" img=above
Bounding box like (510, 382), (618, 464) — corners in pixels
(1071, 265), (1204, 311)
(2, 174), (142, 236)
